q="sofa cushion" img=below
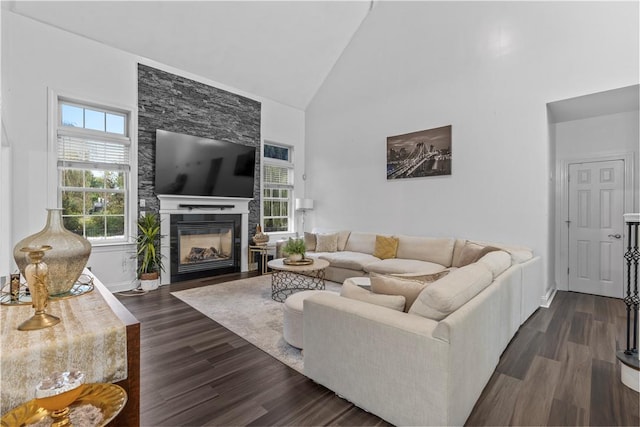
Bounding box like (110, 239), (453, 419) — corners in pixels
(409, 263), (493, 321)
(395, 235), (456, 267)
(316, 233), (339, 252)
(453, 241), (501, 268)
(344, 232), (377, 255)
(304, 232), (317, 252)
(475, 250), (511, 278)
(364, 259), (446, 275)
(319, 251), (381, 271)
(373, 235), (399, 260)
(340, 281), (406, 312)
(370, 273), (428, 312)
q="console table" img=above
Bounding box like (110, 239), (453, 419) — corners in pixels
(0, 271), (140, 426)
(94, 274), (140, 426)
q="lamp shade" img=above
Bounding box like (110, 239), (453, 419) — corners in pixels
(295, 198), (314, 210)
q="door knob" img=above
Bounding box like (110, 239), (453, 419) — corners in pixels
(608, 234), (622, 239)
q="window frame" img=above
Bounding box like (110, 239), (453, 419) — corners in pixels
(262, 142), (294, 234)
(49, 90), (137, 246)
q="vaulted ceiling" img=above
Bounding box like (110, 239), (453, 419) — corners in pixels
(4, 0), (372, 109)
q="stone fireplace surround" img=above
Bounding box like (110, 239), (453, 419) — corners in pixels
(158, 194), (250, 285)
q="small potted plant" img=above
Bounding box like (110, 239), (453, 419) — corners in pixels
(283, 237), (306, 262)
(136, 213), (164, 291)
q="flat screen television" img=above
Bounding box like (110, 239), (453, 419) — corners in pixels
(155, 130), (256, 198)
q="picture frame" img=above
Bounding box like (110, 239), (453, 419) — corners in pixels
(386, 125), (452, 179)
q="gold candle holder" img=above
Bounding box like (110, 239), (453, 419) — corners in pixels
(17, 245), (60, 331)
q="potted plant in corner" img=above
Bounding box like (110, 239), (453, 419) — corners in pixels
(136, 213), (164, 291)
(283, 237), (306, 263)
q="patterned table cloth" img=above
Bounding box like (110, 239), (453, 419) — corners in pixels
(0, 279), (127, 414)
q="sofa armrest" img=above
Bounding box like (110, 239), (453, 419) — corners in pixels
(304, 292), (441, 340)
(303, 293), (450, 426)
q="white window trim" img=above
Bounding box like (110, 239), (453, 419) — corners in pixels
(262, 141), (295, 234)
(48, 89), (138, 246)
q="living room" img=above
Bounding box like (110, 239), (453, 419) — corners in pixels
(1, 1), (639, 426)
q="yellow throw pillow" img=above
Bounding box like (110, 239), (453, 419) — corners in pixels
(373, 235), (399, 260)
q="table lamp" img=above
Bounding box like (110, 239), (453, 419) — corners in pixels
(295, 198), (314, 234)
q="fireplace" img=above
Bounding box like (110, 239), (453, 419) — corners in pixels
(158, 195), (251, 285)
(170, 214), (242, 282)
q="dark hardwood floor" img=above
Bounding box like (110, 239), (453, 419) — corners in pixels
(116, 274), (639, 426)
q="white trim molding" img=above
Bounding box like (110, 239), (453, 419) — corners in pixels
(541, 287), (557, 308)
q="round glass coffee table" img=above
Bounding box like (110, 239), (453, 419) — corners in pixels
(267, 258), (330, 302)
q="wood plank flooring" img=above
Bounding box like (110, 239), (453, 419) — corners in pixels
(116, 275), (639, 426)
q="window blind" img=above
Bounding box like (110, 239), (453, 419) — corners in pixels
(57, 133), (130, 172)
(263, 164), (292, 189)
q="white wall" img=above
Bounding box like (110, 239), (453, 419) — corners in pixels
(2, 11), (305, 291)
(553, 110), (639, 289)
(305, 1), (639, 298)
(555, 111), (640, 161)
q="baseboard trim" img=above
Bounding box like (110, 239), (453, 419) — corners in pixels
(105, 280), (139, 293)
(541, 287), (557, 308)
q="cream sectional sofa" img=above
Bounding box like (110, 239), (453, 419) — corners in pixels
(301, 230), (543, 426)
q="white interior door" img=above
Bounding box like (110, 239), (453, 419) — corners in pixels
(568, 160), (625, 298)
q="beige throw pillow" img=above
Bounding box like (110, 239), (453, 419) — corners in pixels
(337, 230), (351, 251)
(340, 281), (406, 312)
(304, 232), (317, 252)
(454, 241), (501, 268)
(409, 263), (493, 320)
(373, 235), (399, 260)
(391, 270), (451, 283)
(315, 233), (339, 252)
(370, 273), (429, 312)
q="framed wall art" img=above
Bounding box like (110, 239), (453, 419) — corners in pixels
(386, 125), (452, 179)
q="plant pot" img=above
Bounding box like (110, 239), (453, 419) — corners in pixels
(288, 253), (303, 262)
(139, 272), (159, 291)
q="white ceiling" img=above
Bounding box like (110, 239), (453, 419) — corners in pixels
(4, 0), (372, 110)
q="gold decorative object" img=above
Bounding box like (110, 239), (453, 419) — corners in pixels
(13, 208), (92, 296)
(1, 274), (94, 306)
(283, 257), (314, 266)
(253, 224), (269, 245)
(17, 245), (60, 331)
(10, 273), (20, 303)
(0, 383), (127, 427)
(35, 371), (85, 427)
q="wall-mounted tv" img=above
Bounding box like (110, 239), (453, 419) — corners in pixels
(155, 130), (256, 198)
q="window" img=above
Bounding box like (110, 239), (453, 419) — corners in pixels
(263, 143), (293, 232)
(56, 99), (131, 242)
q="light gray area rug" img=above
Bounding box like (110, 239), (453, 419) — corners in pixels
(170, 275), (342, 373)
